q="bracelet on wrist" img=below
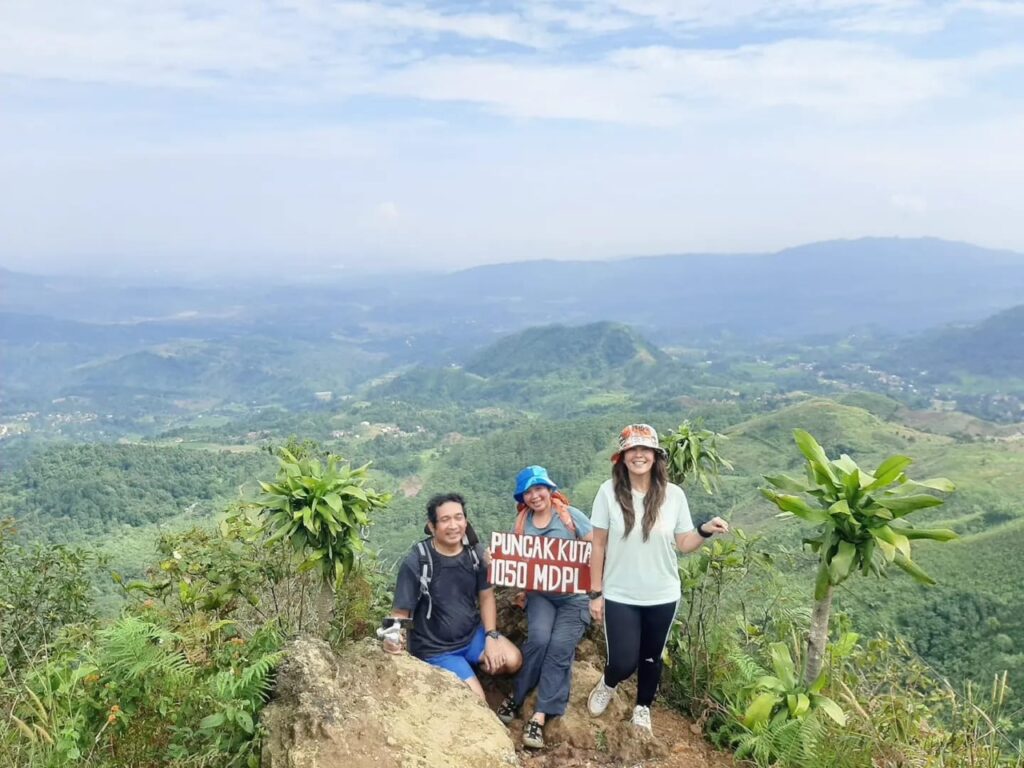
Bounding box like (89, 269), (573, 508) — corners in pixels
(697, 522), (713, 539)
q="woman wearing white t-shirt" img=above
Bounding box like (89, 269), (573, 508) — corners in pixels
(586, 424), (729, 734)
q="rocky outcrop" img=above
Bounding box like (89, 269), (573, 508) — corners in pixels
(261, 592), (731, 768)
(261, 637), (519, 768)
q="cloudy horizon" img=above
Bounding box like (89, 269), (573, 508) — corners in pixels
(2, 0), (1022, 278)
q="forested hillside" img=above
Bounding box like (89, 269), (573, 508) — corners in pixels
(9, 363), (1021, 741)
(888, 303), (1024, 378)
(1, 444), (273, 539)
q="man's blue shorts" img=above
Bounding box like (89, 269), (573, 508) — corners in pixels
(423, 626), (486, 681)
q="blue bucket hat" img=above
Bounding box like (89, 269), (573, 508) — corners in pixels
(514, 465), (557, 503)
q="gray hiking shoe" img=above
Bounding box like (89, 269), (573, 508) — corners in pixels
(631, 704), (652, 734)
(587, 678), (616, 716)
(496, 695), (518, 725)
(523, 719), (545, 749)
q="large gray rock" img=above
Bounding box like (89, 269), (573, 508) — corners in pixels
(261, 637), (519, 768)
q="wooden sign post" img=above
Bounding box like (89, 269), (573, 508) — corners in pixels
(488, 532), (592, 594)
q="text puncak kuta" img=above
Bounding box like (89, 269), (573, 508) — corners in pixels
(488, 532), (592, 594)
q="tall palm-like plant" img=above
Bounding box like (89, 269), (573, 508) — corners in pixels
(256, 448), (391, 628)
(661, 420), (734, 492)
(762, 430), (955, 685)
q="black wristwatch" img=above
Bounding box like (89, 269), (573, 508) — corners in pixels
(587, 590), (603, 600)
(486, 629), (501, 640)
(697, 521), (713, 539)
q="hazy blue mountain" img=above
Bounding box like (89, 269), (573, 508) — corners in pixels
(886, 304), (1024, 378)
(5, 239), (1023, 347)
(0, 267), (251, 324)
(417, 237), (1024, 341)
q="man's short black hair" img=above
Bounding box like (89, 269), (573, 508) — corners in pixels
(426, 492), (467, 525)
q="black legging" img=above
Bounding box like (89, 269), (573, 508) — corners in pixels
(602, 598), (678, 707)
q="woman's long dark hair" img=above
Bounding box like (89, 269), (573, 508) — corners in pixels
(612, 451), (668, 541)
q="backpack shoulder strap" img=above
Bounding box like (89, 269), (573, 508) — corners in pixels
(552, 493), (577, 537)
(468, 542), (485, 572)
(513, 506), (528, 536)
(415, 538), (434, 619)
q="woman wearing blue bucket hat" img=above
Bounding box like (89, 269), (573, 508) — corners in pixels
(586, 424), (729, 735)
(496, 465), (593, 750)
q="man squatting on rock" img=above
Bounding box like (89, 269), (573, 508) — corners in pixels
(381, 492), (522, 699)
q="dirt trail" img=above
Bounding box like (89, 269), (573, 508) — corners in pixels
(487, 588), (738, 768)
(482, 662), (736, 768)
(512, 705), (736, 768)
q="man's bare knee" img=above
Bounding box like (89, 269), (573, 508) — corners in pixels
(493, 638), (522, 675)
(466, 675), (487, 700)
(504, 642), (523, 674)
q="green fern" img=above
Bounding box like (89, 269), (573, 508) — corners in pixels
(96, 616), (192, 685)
(734, 722), (774, 765)
(773, 715), (822, 766)
(210, 650), (283, 702)
(725, 646), (768, 687)
(733, 713), (824, 767)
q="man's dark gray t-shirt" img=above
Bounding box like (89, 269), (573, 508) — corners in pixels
(393, 540), (490, 659)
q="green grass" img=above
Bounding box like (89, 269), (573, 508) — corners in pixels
(580, 392), (633, 408)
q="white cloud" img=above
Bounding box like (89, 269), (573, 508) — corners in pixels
(0, 3), (338, 88)
(318, 2), (555, 48)
(0, 1), (552, 89)
(890, 193), (929, 214)
(374, 201), (401, 224)
(602, 0), (943, 30)
(0, 0), (973, 92)
(371, 56), (684, 125)
(957, 0), (1024, 18)
(373, 38), (1023, 125)
(4, 1), (1014, 124)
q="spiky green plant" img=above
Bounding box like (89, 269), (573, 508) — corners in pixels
(256, 448), (391, 628)
(662, 420), (733, 493)
(761, 429), (956, 684)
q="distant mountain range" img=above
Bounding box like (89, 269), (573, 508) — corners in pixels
(4, 237), (1024, 419)
(4, 238), (1024, 351)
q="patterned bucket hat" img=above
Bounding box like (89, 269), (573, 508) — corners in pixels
(612, 423), (668, 462)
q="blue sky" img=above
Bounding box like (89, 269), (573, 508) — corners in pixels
(1, 0), (1022, 277)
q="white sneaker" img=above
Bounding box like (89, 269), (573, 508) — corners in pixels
(587, 678), (616, 716)
(632, 705), (652, 734)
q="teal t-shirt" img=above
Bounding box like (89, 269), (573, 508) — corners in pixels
(521, 505), (593, 540)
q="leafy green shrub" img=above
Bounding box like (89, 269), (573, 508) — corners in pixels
(665, 529), (773, 714)
(0, 518), (101, 676)
(1, 437), (396, 768)
(661, 419), (733, 494)
(6, 614), (282, 767)
(256, 446), (392, 628)
(665, 531), (1024, 768)
(810, 635), (1024, 768)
